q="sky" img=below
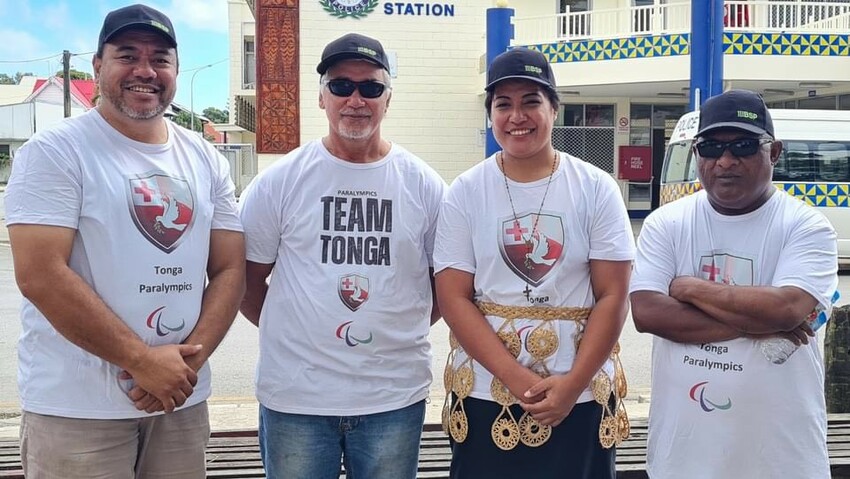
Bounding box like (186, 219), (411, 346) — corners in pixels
(0, 0), (231, 111)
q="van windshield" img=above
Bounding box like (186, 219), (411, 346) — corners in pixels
(774, 140), (850, 182)
(662, 140), (696, 183)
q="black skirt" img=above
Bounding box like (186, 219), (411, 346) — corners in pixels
(449, 395), (616, 479)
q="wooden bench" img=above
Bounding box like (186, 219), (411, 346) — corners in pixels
(2, 416), (850, 478)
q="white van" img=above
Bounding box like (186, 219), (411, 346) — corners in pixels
(660, 109), (850, 266)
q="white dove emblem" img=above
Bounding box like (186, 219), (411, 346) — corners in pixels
(525, 232), (556, 266)
(350, 284), (367, 303)
(154, 195), (186, 234)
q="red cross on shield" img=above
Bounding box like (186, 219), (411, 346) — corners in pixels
(127, 173), (195, 253)
(498, 213), (564, 287)
(339, 274), (370, 312)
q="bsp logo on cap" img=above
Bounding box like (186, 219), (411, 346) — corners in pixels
(149, 20), (171, 34)
(737, 110), (758, 121)
(524, 65), (543, 75)
(357, 46), (377, 57)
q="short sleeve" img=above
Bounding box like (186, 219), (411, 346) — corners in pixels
(630, 210), (677, 295)
(433, 178), (475, 275)
(210, 149), (243, 232)
(238, 175), (281, 265)
(588, 173), (636, 261)
(772, 208), (838, 309)
(5, 138), (82, 229)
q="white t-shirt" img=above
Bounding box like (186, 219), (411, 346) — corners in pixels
(5, 109), (243, 419)
(433, 152), (635, 404)
(239, 139), (446, 416)
(630, 189), (836, 479)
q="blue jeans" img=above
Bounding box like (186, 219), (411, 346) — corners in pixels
(259, 400), (426, 479)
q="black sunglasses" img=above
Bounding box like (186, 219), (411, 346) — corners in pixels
(695, 138), (773, 159)
(324, 79), (386, 99)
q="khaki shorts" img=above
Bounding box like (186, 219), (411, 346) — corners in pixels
(20, 401), (210, 479)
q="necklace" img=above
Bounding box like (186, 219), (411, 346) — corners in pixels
(501, 151), (559, 273)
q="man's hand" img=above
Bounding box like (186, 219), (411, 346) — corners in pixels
(121, 344), (203, 413)
(518, 373), (584, 427)
(754, 321), (814, 346)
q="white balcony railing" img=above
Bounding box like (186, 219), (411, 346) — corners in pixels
(513, 1), (850, 46)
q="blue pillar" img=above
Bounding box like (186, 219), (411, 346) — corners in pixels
(689, 0), (725, 110)
(486, 7), (514, 157)
(709, 0), (725, 99)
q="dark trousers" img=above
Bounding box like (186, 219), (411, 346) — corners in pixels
(449, 396), (615, 479)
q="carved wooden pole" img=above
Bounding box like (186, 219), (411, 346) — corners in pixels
(256, 0), (300, 154)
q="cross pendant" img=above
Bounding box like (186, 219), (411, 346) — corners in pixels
(523, 284), (532, 301)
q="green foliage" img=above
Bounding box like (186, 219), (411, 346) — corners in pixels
(202, 107), (229, 124)
(0, 72), (36, 84)
(54, 69), (93, 80)
(0, 153), (11, 169)
(171, 111), (204, 133)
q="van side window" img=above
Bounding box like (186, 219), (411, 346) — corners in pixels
(662, 141), (696, 183)
(773, 141), (850, 182)
(817, 143), (850, 182)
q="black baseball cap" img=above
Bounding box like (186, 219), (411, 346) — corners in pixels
(98, 4), (177, 51)
(697, 89), (774, 138)
(486, 48), (556, 91)
(317, 33), (389, 74)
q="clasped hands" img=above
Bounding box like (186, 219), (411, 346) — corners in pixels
(118, 343), (204, 414)
(504, 368), (585, 428)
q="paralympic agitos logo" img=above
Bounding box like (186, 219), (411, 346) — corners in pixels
(689, 381), (732, 412)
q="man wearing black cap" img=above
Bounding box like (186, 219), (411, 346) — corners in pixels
(630, 89), (836, 478)
(239, 33), (445, 479)
(5, 4), (245, 478)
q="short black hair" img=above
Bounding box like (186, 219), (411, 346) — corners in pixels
(485, 84), (560, 118)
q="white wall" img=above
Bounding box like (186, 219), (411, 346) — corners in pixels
(227, 0), (257, 115)
(0, 102), (86, 140)
(295, 0), (491, 181)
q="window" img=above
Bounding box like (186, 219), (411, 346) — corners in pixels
(633, 0), (667, 33)
(0, 145), (9, 157)
(662, 141), (696, 183)
(560, 0), (591, 38)
(773, 140), (850, 183)
(243, 38), (256, 89)
(561, 104), (585, 126)
(798, 95), (837, 110)
(585, 104), (614, 126)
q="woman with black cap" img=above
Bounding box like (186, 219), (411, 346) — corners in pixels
(432, 47), (635, 478)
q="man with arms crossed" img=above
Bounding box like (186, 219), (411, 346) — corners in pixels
(6, 4), (245, 478)
(239, 33), (445, 479)
(630, 89), (836, 479)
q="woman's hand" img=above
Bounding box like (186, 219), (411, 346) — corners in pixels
(518, 373), (585, 426)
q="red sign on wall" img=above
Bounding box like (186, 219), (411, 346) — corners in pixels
(618, 146), (652, 182)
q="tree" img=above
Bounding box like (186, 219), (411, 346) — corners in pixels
(0, 71), (35, 84)
(203, 107), (229, 124)
(15, 72), (34, 83)
(171, 111), (204, 133)
(54, 69), (93, 80)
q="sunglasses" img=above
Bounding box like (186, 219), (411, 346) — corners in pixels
(324, 79), (387, 99)
(695, 138), (773, 159)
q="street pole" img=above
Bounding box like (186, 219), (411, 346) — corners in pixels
(62, 50), (71, 118)
(190, 64), (214, 134)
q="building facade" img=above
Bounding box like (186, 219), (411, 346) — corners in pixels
(225, 0), (850, 214)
